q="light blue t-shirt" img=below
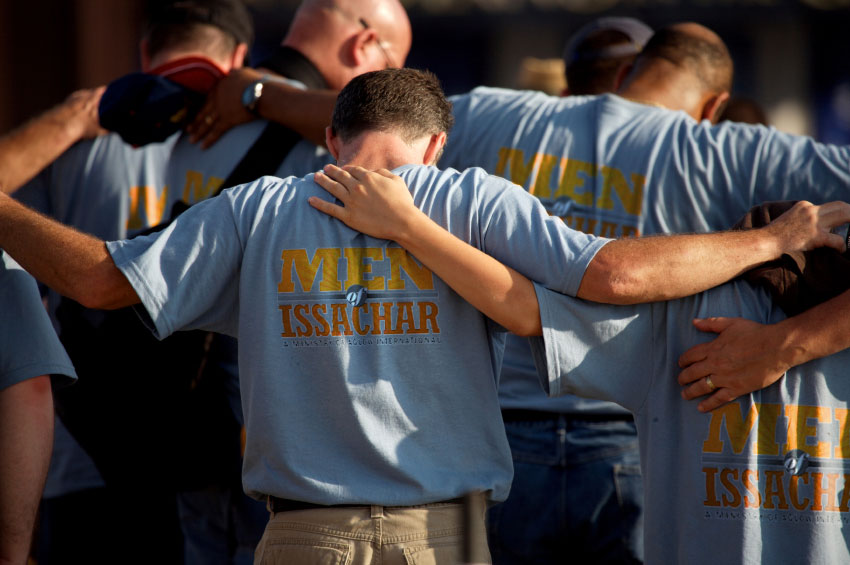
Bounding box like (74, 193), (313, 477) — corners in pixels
(529, 281), (850, 564)
(107, 165), (609, 505)
(1, 251), (76, 391)
(16, 133), (176, 239)
(444, 87), (850, 415)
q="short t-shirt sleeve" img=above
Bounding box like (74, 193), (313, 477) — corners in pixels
(0, 253), (76, 390)
(528, 283), (653, 413)
(472, 169), (610, 296)
(106, 181), (257, 339)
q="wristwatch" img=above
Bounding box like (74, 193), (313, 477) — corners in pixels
(241, 78), (267, 115)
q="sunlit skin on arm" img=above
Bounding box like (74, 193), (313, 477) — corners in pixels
(577, 200), (850, 304)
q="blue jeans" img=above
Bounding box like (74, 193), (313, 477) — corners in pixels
(487, 413), (643, 564)
(178, 484), (268, 565)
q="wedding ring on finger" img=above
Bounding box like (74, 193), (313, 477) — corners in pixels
(705, 375), (716, 392)
(204, 115), (214, 125)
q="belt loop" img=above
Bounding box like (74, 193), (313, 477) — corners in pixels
(371, 504), (384, 519)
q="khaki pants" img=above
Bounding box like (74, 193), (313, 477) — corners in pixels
(254, 501), (491, 564)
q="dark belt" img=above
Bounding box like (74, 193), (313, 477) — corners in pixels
(269, 496), (464, 513)
(501, 409), (634, 423)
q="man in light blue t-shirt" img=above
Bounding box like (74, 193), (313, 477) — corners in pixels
(0, 68), (846, 565)
(525, 267), (850, 564)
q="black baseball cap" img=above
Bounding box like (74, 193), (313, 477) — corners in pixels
(146, 0), (254, 47)
(99, 72), (206, 147)
(99, 54), (228, 147)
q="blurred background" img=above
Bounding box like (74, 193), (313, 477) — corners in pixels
(3, 0), (850, 141)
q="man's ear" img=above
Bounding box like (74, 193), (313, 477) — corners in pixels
(613, 62), (634, 92)
(702, 91), (731, 123)
(423, 132), (448, 166)
(230, 43), (249, 70)
(348, 27), (375, 67)
(325, 126), (341, 161)
(139, 38), (152, 72)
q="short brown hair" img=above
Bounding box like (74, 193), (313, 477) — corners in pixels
(566, 30), (639, 95)
(331, 68), (453, 143)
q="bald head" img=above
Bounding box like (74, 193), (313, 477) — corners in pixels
(617, 22), (733, 123)
(638, 23), (733, 94)
(356, 0), (411, 67)
(282, 0), (412, 90)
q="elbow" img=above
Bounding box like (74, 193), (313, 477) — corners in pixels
(509, 322), (538, 338)
(602, 277), (645, 305)
(504, 290), (543, 336)
(18, 374), (53, 404)
(75, 290), (112, 310)
(509, 311), (542, 337)
(74, 267), (135, 310)
(74, 285), (113, 310)
(578, 264), (644, 305)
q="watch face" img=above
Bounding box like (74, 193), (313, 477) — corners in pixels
(242, 80), (264, 112)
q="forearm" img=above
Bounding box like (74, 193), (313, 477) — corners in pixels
(774, 288), (850, 367)
(0, 193), (137, 309)
(578, 202), (850, 304)
(0, 376), (53, 565)
(187, 67), (338, 148)
(254, 78), (337, 146)
(578, 230), (781, 304)
(310, 166), (542, 334)
(389, 211), (542, 336)
(580, 200), (850, 304)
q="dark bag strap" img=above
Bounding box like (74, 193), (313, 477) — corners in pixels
(258, 46), (328, 90)
(214, 45), (330, 192)
(219, 122), (301, 188)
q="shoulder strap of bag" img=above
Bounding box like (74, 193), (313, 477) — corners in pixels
(217, 122), (301, 190)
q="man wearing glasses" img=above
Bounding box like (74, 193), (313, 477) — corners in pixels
(183, 0), (410, 151)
